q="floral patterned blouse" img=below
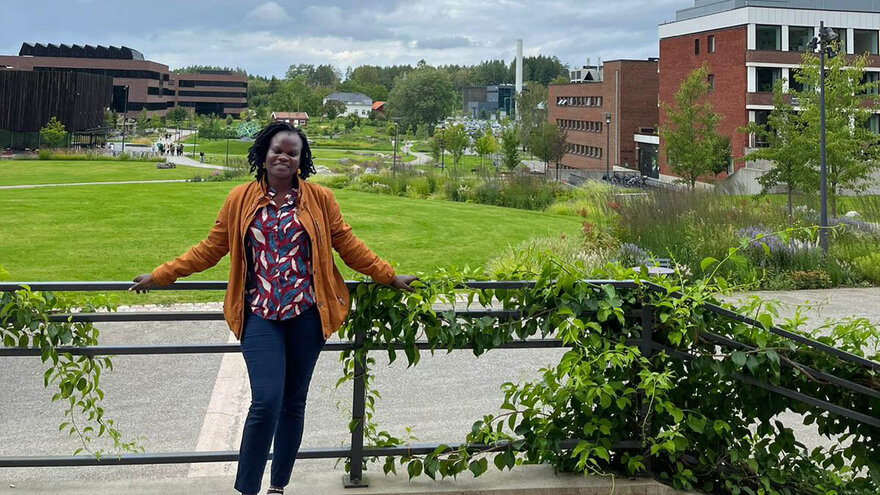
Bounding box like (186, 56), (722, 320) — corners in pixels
(244, 186), (316, 320)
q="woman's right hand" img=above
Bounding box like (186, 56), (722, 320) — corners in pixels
(130, 273), (158, 293)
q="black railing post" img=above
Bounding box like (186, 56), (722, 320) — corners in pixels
(638, 303), (654, 474)
(343, 322), (369, 488)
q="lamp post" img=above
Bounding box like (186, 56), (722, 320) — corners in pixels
(604, 113), (612, 181)
(391, 117), (401, 175)
(439, 129), (445, 171)
(121, 85), (129, 153)
(808, 22), (839, 253)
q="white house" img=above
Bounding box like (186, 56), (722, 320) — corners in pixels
(323, 92), (373, 117)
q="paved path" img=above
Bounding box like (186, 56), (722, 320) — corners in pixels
(166, 154), (234, 171)
(0, 289), (876, 485)
(0, 179), (189, 190)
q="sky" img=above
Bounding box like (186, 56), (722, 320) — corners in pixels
(0, 0), (695, 78)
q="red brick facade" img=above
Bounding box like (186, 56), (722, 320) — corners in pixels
(547, 60), (658, 172)
(659, 25), (748, 178)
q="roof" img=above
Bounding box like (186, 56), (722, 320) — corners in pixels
(674, 0), (880, 21)
(324, 92), (372, 105)
(272, 111), (309, 120)
(371, 101), (385, 110)
(18, 43), (144, 60)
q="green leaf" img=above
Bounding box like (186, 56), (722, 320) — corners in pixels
(407, 459), (422, 479)
(731, 351), (747, 368)
(687, 414), (706, 434)
(700, 257), (719, 273)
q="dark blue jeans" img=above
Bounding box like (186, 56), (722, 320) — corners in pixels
(234, 305), (325, 495)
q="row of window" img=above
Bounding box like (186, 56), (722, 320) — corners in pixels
(177, 80), (248, 88)
(35, 66), (166, 80)
(177, 90), (247, 98)
(555, 96), (603, 107)
(755, 25), (879, 55)
(568, 143), (603, 159)
(751, 111), (880, 147)
(177, 101), (247, 109)
(754, 67), (880, 94)
(557, 118), (603, 133)
(695, 35), (716, 55)
(147, 87), (177, 96)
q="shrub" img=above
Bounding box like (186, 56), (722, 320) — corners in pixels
(117, 152), (130, 161)
(37, 149), (53, 160)
(321, 175), (352, 189)
(485, 234), (611, 278)
(788, 270), (833, 289)
(471, 180), (503, 206)
(853, 253), (880, 285)
(499, 176), (561, 210)
(405, 177), (432, 198)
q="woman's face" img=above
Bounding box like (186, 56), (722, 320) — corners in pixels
(264, 131), (302, 184)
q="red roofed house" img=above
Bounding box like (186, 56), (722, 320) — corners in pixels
(271, 111), (309, 127)
(371, 101), (386, 114)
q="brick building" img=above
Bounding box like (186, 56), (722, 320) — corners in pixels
(659, 0), (880, 181)
(0, 43), (247, 118)
(547, 59), (659, 177)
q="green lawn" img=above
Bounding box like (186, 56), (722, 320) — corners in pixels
(0, 181), (581, 304)
(0, 160), (198, 186)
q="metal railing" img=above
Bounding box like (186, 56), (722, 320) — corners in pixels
(0, 280), (877, 488)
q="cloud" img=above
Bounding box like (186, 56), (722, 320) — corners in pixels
(245, 2), (292, 26)
(415, 36), (473, 50)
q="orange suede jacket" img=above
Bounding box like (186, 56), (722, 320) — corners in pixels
(151, 179), (395, 340)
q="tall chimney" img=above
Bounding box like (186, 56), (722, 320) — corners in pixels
(515, 39), (523, 119)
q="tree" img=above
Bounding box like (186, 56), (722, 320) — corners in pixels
(312, 64), (341, 87)
(660, 63), (730, 188)
(149, 114), (163, 131)
(514, 83), (548, 150)
(167, 106), (187, 128)
(269, 75), (323, 115)
(136, 109), (149, 136)
(739, 80), (814, 226)
(441, 124), (469, 177)
(509, 55), (569, 86)
(793, 50), (880, 217)
(39, 116), (67, 148)
(474, 129), (499, 172)
(103, 109), (117, 129)
(528, 123), (568, 178)
(322, 99), (347, 119)
(388, 67), (455, 133)
(501, 126), (521, 171)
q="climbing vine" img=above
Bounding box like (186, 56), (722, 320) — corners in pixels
(337, 237), (879, 494)
(0, 285), (143, 458)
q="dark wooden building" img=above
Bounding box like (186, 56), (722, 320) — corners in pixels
(0, 70), (112, 133)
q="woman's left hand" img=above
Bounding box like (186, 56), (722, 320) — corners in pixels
(390, 275), (419, 292)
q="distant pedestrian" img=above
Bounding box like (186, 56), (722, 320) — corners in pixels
(200, 151), (205, 163)
(177, 143), (183, 156)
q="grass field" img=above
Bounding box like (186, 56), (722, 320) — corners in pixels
(0, 160), (198, 186)
(0, 181), (581, 304)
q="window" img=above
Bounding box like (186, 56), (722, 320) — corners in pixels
(708, 74), (715, 92)
(854, 29), (879, 55)
(831, 28), (847, 53)
(695, 38), (700, 55)
(756, 25), (782, 51)
(789, 26), (814, 52)
(866, 114), (880, 134)
(708, 35), (716, 53)
(756, 68), (782, 92)
(859, 72), (880, 95)
(789, 69), (807, 93)
(754, 110), (771, 147)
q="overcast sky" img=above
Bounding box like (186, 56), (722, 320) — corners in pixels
(1, 0), (694, 77)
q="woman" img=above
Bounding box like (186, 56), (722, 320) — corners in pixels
(130, 121), (417, 495)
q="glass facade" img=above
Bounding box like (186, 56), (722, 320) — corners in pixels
(854, 29), (879, 55)
(756, 68), (782, 92)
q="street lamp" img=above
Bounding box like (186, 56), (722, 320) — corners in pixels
(121, 85), (129, 153)
(604, 113), (612, 181)
(391, 117), (401, 175)
(808, 22), (839, 253)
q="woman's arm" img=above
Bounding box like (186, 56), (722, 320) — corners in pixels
(130, 196), (232, 292)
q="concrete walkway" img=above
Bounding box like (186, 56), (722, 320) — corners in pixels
(166, 154), (235, 171)
(0, 464), (694, 495)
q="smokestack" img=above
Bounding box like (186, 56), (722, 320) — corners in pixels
(515, 39), (523, 95)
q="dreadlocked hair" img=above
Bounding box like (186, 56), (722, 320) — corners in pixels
(247, 121), (316, 183)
